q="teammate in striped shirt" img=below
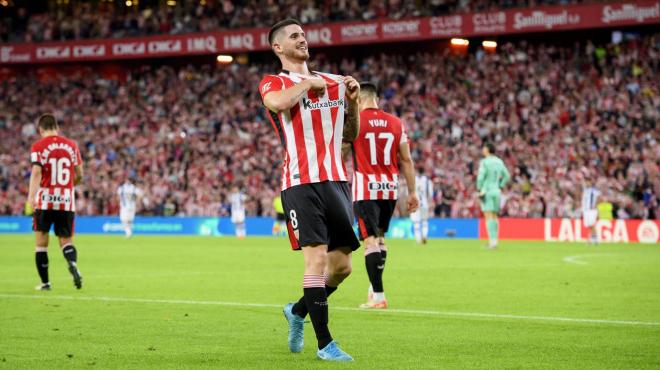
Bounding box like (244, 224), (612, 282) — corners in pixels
(581, 175), (600, 244)
(411, 172), (434, 245)
(229, 186), (247, 238)
(117, 178), (144, 238)
(27, 114), (84, 291)
(349, 82), (419, 309)
(259, 19), (360, 361)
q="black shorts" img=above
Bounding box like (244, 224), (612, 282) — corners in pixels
(281, 181), (360, 251)
(33, 210), (75, 237)
(354, 200), (397, 240)
(276, 213), (286, 221)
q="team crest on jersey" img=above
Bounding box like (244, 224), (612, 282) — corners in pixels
(301, 98), (344, 111)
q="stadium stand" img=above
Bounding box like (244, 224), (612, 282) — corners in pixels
(1, 0), (593, 43)
(1, 33), (657, 219)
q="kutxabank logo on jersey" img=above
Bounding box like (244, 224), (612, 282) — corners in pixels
(301, 98), (344, 111)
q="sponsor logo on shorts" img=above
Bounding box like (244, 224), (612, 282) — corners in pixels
(42, 194), (71, 203)
(368, 182), (397, 191)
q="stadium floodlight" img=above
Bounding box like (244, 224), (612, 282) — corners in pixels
(125, 0), (132, 6)
(216, 55), (233, 64)
(482, 41), (497, 48)
(167, 0), (176, 6)
(450, 38), (469, 46)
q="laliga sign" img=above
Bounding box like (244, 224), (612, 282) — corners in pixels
(544, 218), (660, 243)
(544, 219), (629, 243)
(637, 220), (659, 244)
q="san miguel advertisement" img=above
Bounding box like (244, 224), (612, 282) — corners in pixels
(1, 1), (658, 64)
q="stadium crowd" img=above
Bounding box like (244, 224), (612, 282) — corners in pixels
(0, 34), (657, 219)
(3, 0), (590, 43)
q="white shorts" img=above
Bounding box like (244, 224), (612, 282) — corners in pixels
(583, 209), (598, 227)
(120, 208), (136, 223)
(231, 210), (246, 224)
(410, 207), (429, 223)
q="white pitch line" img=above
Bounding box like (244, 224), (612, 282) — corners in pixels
(563, 255), (588, 265)
(1, 293), (659, 327)
(563, 253), (615, 266)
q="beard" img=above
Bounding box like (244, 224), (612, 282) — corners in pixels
(284, 46), (310, 62)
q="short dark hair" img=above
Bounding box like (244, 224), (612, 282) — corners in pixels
(359, 81), (378, 97)
(484, 142), (496, 154)
(38, 114), (58, 131)
(268, 19), (302, 46)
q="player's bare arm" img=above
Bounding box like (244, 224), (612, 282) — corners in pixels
(263, 78), (326, 113)
(74, 164), (83, 186)
(342, 77), (360, 142)
(341, 142), (352, 161)
(399, 142), (419, 213)
(27, 164), (42, 210)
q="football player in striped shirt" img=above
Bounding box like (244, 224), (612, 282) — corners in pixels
(581, 174), (601, 244)
(348, 82), (419, 309)
(117, 177), (144, 238)
(259, 19), (361, 361)
(27, 114), (84, 290)
(229, 185), (247, 238)
(411, 171), (434, 245)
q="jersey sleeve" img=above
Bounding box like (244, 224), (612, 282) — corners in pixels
(30, 143), (42, 166)
(399, 119), (408, 144)
(73, 141), (82, 166)
(259, 75), (284, 99)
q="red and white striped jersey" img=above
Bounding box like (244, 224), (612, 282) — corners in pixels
(351, 108), (408, 201)
(259, 70), (348, 191)
(30, 135), (82, 212)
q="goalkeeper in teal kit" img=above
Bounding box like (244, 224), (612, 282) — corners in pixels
(477, 143), (510, 249)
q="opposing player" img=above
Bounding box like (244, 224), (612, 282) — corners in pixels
(410, 170), (434, 245)
(27, 114), (83, 290)
(117, 177), (143, 238)
(349, 82), (419, 309)
(229, 185), (247, 238)
(259, 19), (361, 361)
(581, 175), (600, 244)
(477, 143), (510, 249)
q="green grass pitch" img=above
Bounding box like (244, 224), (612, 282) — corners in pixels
(1, 234), (659, 369)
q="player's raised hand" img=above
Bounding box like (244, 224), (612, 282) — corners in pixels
(343, 76), (360, 101)
(407, 192), (420, 213)
(307, 77), (327, 96)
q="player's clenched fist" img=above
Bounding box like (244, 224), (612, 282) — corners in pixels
(306, 77), (327, 96)
(343, 76), (360, 101)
